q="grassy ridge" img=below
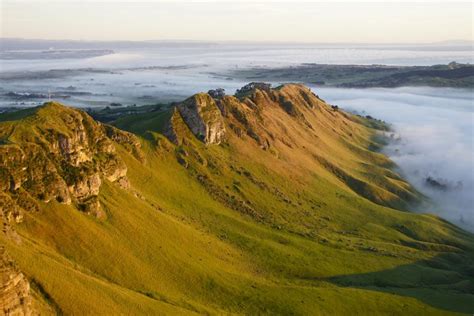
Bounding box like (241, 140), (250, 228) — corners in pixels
(1, 86), (473, 314)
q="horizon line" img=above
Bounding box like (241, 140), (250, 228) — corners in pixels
(2, 37), (473, 46)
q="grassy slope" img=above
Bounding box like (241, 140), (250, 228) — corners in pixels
(113, 110), (173, 135)
(1, 90), (473, 315)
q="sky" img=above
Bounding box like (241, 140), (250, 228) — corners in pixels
(0, 1), (473, 43)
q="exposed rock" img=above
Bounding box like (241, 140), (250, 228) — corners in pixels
(163, 108), (185, 145)
(69, 173), (101, 200)
(165, 83), (324, 149)
(1, 194), (25, 242)
(0, 248), (33, 315)
(208, 88), (226, 99)
(0, 102), (142, 222)
(79, 196), (104, 218)
(57, 130), (93, 166)
(235, 82), (272, 96)
(104, 125), (144, 162)
(176, 94), (226, 145)
(209, 83), (320, 148)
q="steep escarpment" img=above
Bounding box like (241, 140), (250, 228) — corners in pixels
(0, 102), (141, 221)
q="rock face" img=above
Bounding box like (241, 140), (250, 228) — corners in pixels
(164, 84), (322, 147)
(175, 93), (226, 145)
(0, 102), (141, 220)
(207, 88), (225, 99)
(235, 82), (272, 96)
(0, 248), (33, 316)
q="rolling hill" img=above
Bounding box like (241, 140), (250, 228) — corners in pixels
(0, 83), (473, 315)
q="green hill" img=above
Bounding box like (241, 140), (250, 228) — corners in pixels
(0, 83), (473, 315)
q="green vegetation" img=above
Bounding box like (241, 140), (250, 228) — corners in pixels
(0, 106), (40, 123)
(231, 62), (474, 88)
(0, 84), (473, 315)
(113, 109), (173, 135)
(88, 103), (170, 124)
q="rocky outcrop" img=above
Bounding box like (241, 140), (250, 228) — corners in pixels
(0, 247), (33, 315)
(208, 83), (321, 149)
(175, 94), (226, 145)
(235, 82), (272, 96)
(164, 84), (322, 148)
(207, 88), (225, 99)
(0, 102), (141, 220)
(104, 125), (144, 162)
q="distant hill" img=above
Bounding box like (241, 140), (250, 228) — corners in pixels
(0, 83), (473, 314)
(231, 62), (474, 88)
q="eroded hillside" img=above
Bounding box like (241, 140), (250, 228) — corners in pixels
(0, 83), (473, 315)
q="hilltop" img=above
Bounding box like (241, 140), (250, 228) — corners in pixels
(0, 83), (473, 315)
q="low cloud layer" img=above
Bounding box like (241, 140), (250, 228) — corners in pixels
(316, 86), (473, 231)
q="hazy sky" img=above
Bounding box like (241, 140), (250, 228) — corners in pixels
(1, 1), (472, 43)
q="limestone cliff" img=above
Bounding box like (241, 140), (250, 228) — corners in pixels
(172, 93), (226, 145)
(0, 102), (141, 220)
(0, 247), (33, 316)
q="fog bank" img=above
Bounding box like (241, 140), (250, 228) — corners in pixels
(316, 86), (474, 231)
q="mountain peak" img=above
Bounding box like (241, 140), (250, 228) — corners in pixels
(39, 100), (65, 109)
(165, 82), (327, 147)
(34, 101), (74, 118)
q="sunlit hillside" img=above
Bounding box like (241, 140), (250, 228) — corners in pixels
(0, 84), (472, 315)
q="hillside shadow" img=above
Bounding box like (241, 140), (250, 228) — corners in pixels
(326, 253), (474, 314)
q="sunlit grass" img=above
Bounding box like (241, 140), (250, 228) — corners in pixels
(1, 94), (473, 315)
